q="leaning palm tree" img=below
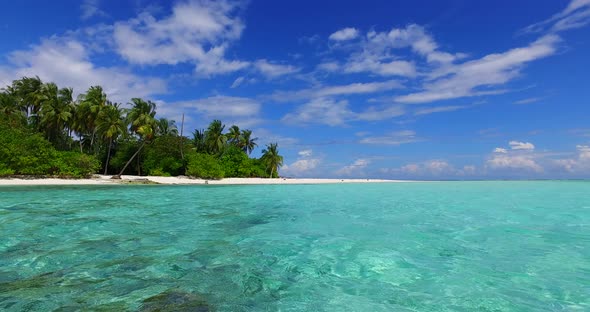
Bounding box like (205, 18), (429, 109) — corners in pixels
(240, 129), (258, 155)
(205, 119), (226, 155)
(114, 98), (157, 177)
(96, 104), (125, 175)
(261, 143), (283, 178)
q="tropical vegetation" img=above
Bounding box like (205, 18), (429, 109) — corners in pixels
(0, 76), (283, 179)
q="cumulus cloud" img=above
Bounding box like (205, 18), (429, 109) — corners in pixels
(336, 159), (370, 176)
(282, 149), (322, 177)
(554, 145), (590, 173)
(113, 0), (248, 75)
(329, 27), (359, 41)
(486, 154), (543, 172)
(382, 160), (475, 178)
(486, 141), (542, 172)
(1, 36), (166, 103)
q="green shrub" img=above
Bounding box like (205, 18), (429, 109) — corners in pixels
(143, 135), (185, 176)
(0, 122), (99, 177)
(53, 151), (100, 178)
(0, 166), (15, 177)
(186, 153), (225, 179)
(149, 168), (171, 177)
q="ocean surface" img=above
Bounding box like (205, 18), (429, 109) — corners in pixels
(0, 182), (588, 311)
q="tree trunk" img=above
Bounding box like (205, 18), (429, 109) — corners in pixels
(115, 141), (145, 178)
(137, 151), (141, 176)
(180, 113), (185, 161)
(104, 138), (112, 175)
(270, 167), (274, 178)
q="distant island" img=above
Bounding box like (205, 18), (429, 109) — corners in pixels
(0, 76), (283, 180)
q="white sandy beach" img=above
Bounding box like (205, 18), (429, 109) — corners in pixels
(0, 175), (409, 186)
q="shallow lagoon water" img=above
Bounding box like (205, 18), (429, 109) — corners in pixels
(0, 181), (589, 311)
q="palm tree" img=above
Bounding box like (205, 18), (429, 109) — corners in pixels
(156, 118), (178, 136)
(240, 129), (258, 155)
(9, 76), (43, 128)
(97, 104), (125, 175)
(77, 86), (108, 152)
(193, 129), (207, 153)
(0, 92), (25, 125)
(261, 143), (283, 178)
(115, 98), (157, 177)
(227, 125), (241, 146)
(205, 119), (226, 155)
(37, 83), (73, 145)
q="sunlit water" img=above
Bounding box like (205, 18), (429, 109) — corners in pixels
(0, 182), (589, 311)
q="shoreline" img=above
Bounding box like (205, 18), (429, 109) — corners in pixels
(0, 175), (411, 186)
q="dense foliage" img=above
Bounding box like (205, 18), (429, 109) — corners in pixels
(0, 76), (283, 179)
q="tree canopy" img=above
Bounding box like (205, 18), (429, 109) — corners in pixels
(0, 76), (283, 179)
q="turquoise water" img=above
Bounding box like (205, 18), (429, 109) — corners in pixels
(0, 182), (589, 311)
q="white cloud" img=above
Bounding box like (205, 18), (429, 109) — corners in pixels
(509, 141), (535, 150)
(414, 105), (470, 116)
(283, 158), (320, 174)
(395, 35), (560, 103)
(166, 95), (260, 118)
(554, 145), (590, 173)
(329, 27), (359, 41)
(359, 130), (418, 145)
(386, 160), (468, 178)
(81, 0), (107, 20)
(336, 159), (370, 176)
(2, 36), (166, 103)
(282, 98), (353, 126)
(271, 80), (403, 102)
(254, 59), (300, 78)
(486, 141), (543, 172)
(524, 0), (590, 33)
(158, 95), (262, 130)
(486, 154), (543, 172)
(367, 24), (463, 64)
(230, 76), (245, 88)
(344, 59), (416, 77)
(113, 0), (248, 76)
(317, 61), (340, 72)
(253, 128), (299, 148)
(298, 149), (313, 157)
(282, 149), (321, 177)
(514, 97), (541, 105)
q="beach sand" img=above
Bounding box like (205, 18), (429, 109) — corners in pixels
(0, 175), (409, 186)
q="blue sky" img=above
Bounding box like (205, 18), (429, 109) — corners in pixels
(1, 0), (589, 179)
